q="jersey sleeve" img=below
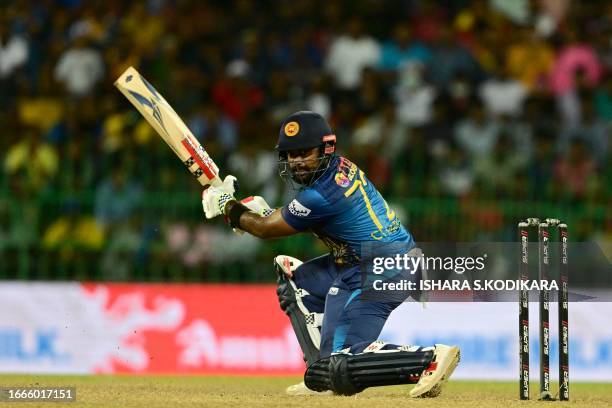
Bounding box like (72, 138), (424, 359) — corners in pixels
(280, 188), (338, 231)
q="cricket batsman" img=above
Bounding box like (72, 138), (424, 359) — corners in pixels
(201, 111), (460, 397)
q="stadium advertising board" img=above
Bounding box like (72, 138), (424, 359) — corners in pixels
(0, 283), (610, 381)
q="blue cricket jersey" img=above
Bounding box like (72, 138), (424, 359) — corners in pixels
(281, 156), (415, 266)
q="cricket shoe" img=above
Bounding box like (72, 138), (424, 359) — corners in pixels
(286, 381), (333, 396)
(409, 344), (460, 398)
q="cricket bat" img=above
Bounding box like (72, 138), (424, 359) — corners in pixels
(114, 66), (221, 187)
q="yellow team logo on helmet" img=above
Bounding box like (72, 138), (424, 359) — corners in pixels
(284, 121), (300, 137)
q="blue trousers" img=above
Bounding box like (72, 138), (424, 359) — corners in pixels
(293, 254), (406, 358)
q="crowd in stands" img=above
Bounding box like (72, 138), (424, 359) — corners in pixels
(0, 0), (610, 279)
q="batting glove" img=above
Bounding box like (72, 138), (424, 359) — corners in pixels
(240, 196), (275, 217)
(231, 196), (275, 235)
(202, 175), (238, 219)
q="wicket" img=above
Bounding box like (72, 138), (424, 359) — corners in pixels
(518, 218), (569, 401)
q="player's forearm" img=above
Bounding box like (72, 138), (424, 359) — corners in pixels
(225, 201), (295, 239)
(238, 211), (279, 239)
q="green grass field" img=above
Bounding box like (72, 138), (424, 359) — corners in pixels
(0, 375), (610, 408)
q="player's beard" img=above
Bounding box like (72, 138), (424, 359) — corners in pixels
(278, 152), (334, 190)
(290, 166), (311, 185)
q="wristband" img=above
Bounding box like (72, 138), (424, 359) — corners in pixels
(227, 202), (249, 229)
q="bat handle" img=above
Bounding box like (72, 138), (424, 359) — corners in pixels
(205, 176), (238, 194)
(205, 175), (223, 188)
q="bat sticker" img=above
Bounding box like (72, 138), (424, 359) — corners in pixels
(181, 136), (218, 180)
(127, 90), (167, 135)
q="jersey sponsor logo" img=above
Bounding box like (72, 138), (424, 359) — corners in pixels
(284, 121), (299, 136)
(328, 287), (339, 295)
(287, 199), (311, 217)
(335, 172), (351, 187)
(335, 157), (357, 187)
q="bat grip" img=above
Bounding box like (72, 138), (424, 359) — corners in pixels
(204, 176), (239, 194)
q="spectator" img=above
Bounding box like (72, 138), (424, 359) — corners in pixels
(479, 64), (528, 118)
(394, 63), (436, 126)
(212, 59), (264, 123)
(119, 2), (165, 54)
(54, 32), (104, 97)
(422, 98), (455, 161)
(100, 220), (143, 281)
(0, 21), (29, 104)
(164, 223), (261, 267)
(17, 82), (64, 133)
(42, 199), (104, 261)
(427, 27), (484, 90)
(445, 71), (475, 122)
(285, 26), (324, 78)
(559, 94), (609, 164)
(355, 69), (384, 116)
(553, 139), (598, 199)
(188, 103), (238, 155)
(101, 109), (137, 154)
(437, 143), (475, 197)
(228, 141), (279, 203)
(0, 22), (28, 79)
(454, 101), (501, 159)
(557, 69), (599, 127)
(4, 125), (58, 192)
(490, 0), (530, 25)
(594, 74), (612, 121)
(452, 3), (501, 72)
(265, 70), (302, 123)
(522, 95), (558, 144)
(505, 27), (555, 92)
(549, 28), (602, 96)
(592, 19), (612, 71)
(324, 17), (380, 91)
(227, 113), (278, 200)
(234, 30), (268, 86)
(94, 164), (142, 228)
(409, 1), (447, 44)
(304, 74), (332, 120)
(473, 131), (528, 193)
(55, 132), (97, 193)
(352, 100), (409, 163)
(527, 125), (557, 198)
(499, 114), (533, 162)
(534, 0), (570, 38)
(378, 24), (431, 71)
(551, 29), (602, 126)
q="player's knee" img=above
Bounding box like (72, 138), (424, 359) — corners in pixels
(276, 280), (294, 312)
(274, 255), (303, 313)
(308, 342), (434, 395)
(328, 354), (363, 396)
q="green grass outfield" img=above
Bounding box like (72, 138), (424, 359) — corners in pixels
(0, 375), (611, 408)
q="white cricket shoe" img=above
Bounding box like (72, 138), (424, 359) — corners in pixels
(409, 344), (460, 398)
(286, 381), (333, 396)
